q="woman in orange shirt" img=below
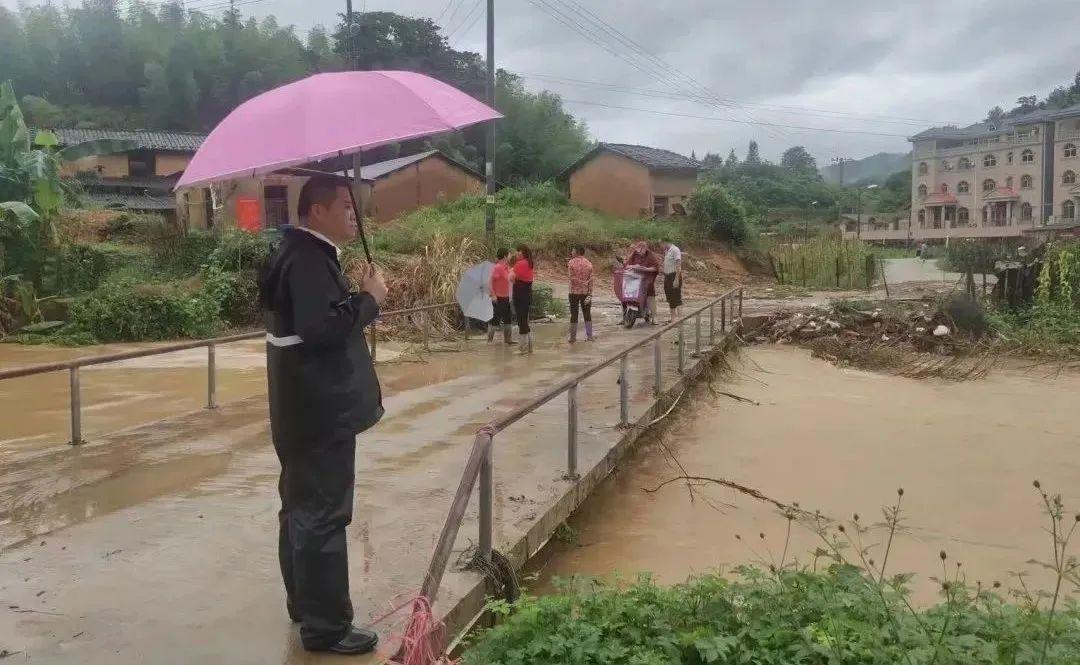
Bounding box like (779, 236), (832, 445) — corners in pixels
(510, 244), (535, 354)
(487, 247), (513, 344)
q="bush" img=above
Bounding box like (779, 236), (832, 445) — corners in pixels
(943, 240), (1011, 274)
(687, 182), (750, 245)
(59, 242), (153, 294)
(529, 283), (566, 319)
(465, 566), (1080, 664)
(207, 229), (276, 273)
(103, 213), (172, 245)
(199, 265), (261, 326)
(70, 277), (222, 342)
(153, 229), (219, 276)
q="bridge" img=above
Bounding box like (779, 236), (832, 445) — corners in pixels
(0, 291), (742, 664)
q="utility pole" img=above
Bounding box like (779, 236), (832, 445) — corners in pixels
(484, 0), (496, 241)
(345, 0), (354, 68)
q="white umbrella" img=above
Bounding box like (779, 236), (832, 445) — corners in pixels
(456, 261), (494, 322)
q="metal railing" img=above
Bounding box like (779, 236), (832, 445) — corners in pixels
(417, 287), (744, 604)
(0, 302), (460, 446)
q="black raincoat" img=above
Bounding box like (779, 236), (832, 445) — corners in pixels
(258, 227), (382, 649)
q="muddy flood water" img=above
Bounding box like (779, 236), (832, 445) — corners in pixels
(536, 346), (1080, 603)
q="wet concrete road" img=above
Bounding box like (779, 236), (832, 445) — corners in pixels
(0, 302), (723, 663)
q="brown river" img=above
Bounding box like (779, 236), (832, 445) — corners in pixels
(536, 345), (1080, 603)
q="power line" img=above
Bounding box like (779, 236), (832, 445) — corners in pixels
(524, 0), (791, 141)
(547, 0), (794, 140)
(559, 99), (913, 138)
(449, 2), (484, 46)
(441, 0), (467, 35)
(436, 0), (456, 23)
(518, 72), (947, 127)
(446, 0), (482, 41)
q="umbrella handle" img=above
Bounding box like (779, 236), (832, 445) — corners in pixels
(346, 184), (373, 264)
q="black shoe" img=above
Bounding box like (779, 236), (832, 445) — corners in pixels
(316, 626), (379, 655)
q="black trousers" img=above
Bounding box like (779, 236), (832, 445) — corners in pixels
(274, 435), (356, 649)
(490, 296), (512, 325)
(663, 273), (683, 308)
(568, 293), (592, 323)
(512, 281), (532, 334)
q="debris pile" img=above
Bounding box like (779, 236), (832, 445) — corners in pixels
(748, 301), (969, 351)
(746, 299), (993, 380)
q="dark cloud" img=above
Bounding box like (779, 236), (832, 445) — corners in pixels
(6, 0), (1078, 164)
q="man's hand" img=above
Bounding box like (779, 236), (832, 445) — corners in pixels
(362, 266), (388, 305)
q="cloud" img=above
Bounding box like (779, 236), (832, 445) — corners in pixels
(7, 0), (1078, 165)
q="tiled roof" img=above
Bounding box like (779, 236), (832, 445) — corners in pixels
(360, 150), (438, 180)
(601, 143), (700, 169)
(340, 150), (483, 182)
(559, 142), (700, 179)
(31, 128), (206, 152)
(910, 103), (1080, 141)
(983, 187), (1021, 201)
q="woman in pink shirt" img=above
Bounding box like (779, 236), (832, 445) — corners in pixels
(567, 244), (595, 343)
(510, 244), (535, 354)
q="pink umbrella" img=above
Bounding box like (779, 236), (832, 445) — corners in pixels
(176, 70), (500, 189)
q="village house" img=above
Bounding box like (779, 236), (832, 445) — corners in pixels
(44, 128), (206, 222)
(182, 149), (483, 230)
(846, 103), (1080, 243)
(560, 143), (701, 219)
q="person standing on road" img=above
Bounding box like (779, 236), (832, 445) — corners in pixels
(258, 176), (388, 656)
(487, 247), (513, 344)
(510, 244), (535, 354)
(660, 238), (683, 322)
(567, 244), (595, 343)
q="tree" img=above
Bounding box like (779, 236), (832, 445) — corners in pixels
(780, 146), (817, 173)
(724, 149), (739, 169)
(986, 106), (1006, 125)
(700, 152), (723, 170)
(690, 149), (697, 161)
(745, 140), (761, 165)
(687, 182), (749, 245)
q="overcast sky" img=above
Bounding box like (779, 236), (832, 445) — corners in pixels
(7, 0), (1080, 165)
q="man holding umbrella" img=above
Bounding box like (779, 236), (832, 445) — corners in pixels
(260, 175), (388, 654)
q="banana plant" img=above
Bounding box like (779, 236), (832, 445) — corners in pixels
(1, 80), (136, 288)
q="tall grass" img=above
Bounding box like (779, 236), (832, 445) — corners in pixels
(765, 237), (889, 289)
(371, 182), (704, 258)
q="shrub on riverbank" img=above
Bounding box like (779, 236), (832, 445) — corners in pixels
(465, 566), (1079, 664)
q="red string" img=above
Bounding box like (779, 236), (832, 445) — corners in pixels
(364, 595), (458, 665)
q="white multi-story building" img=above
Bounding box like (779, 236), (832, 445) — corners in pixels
(848, 103), (1080, 242)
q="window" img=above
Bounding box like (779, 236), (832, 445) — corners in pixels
(918, 161), (928, 175)
(1007, 152), (1014, 164)
(1021, 203), (1032, 221)
(1021, 149), (1034, 163)
(1065, 200), (1076, 219)
(958, 207), (969, 225)
(127, 150), (156, 177)
(1064, 170), (1077, 185)
(1006, 176), (1014, 189)
(982, 178), (996, 192)
(941, 159), (952, 171)
(1021, 174), (1033, 189)
(917, 209), (926, 226)
(958, 157), (972, 170)
(652, 196), (669, 217)
(958, 180), (970, 193)
(263, 185), (290, 228)
(1065, 143), (1078, 158)
(940, 183), (949, 194)
(918, 184), (928, 197)
(983, 154), (997, 168)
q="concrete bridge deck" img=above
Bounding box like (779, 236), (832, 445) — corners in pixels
(0, 302), (733, 664)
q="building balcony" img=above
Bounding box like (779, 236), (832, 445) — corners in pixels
(1058, 129), (1080, 141)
